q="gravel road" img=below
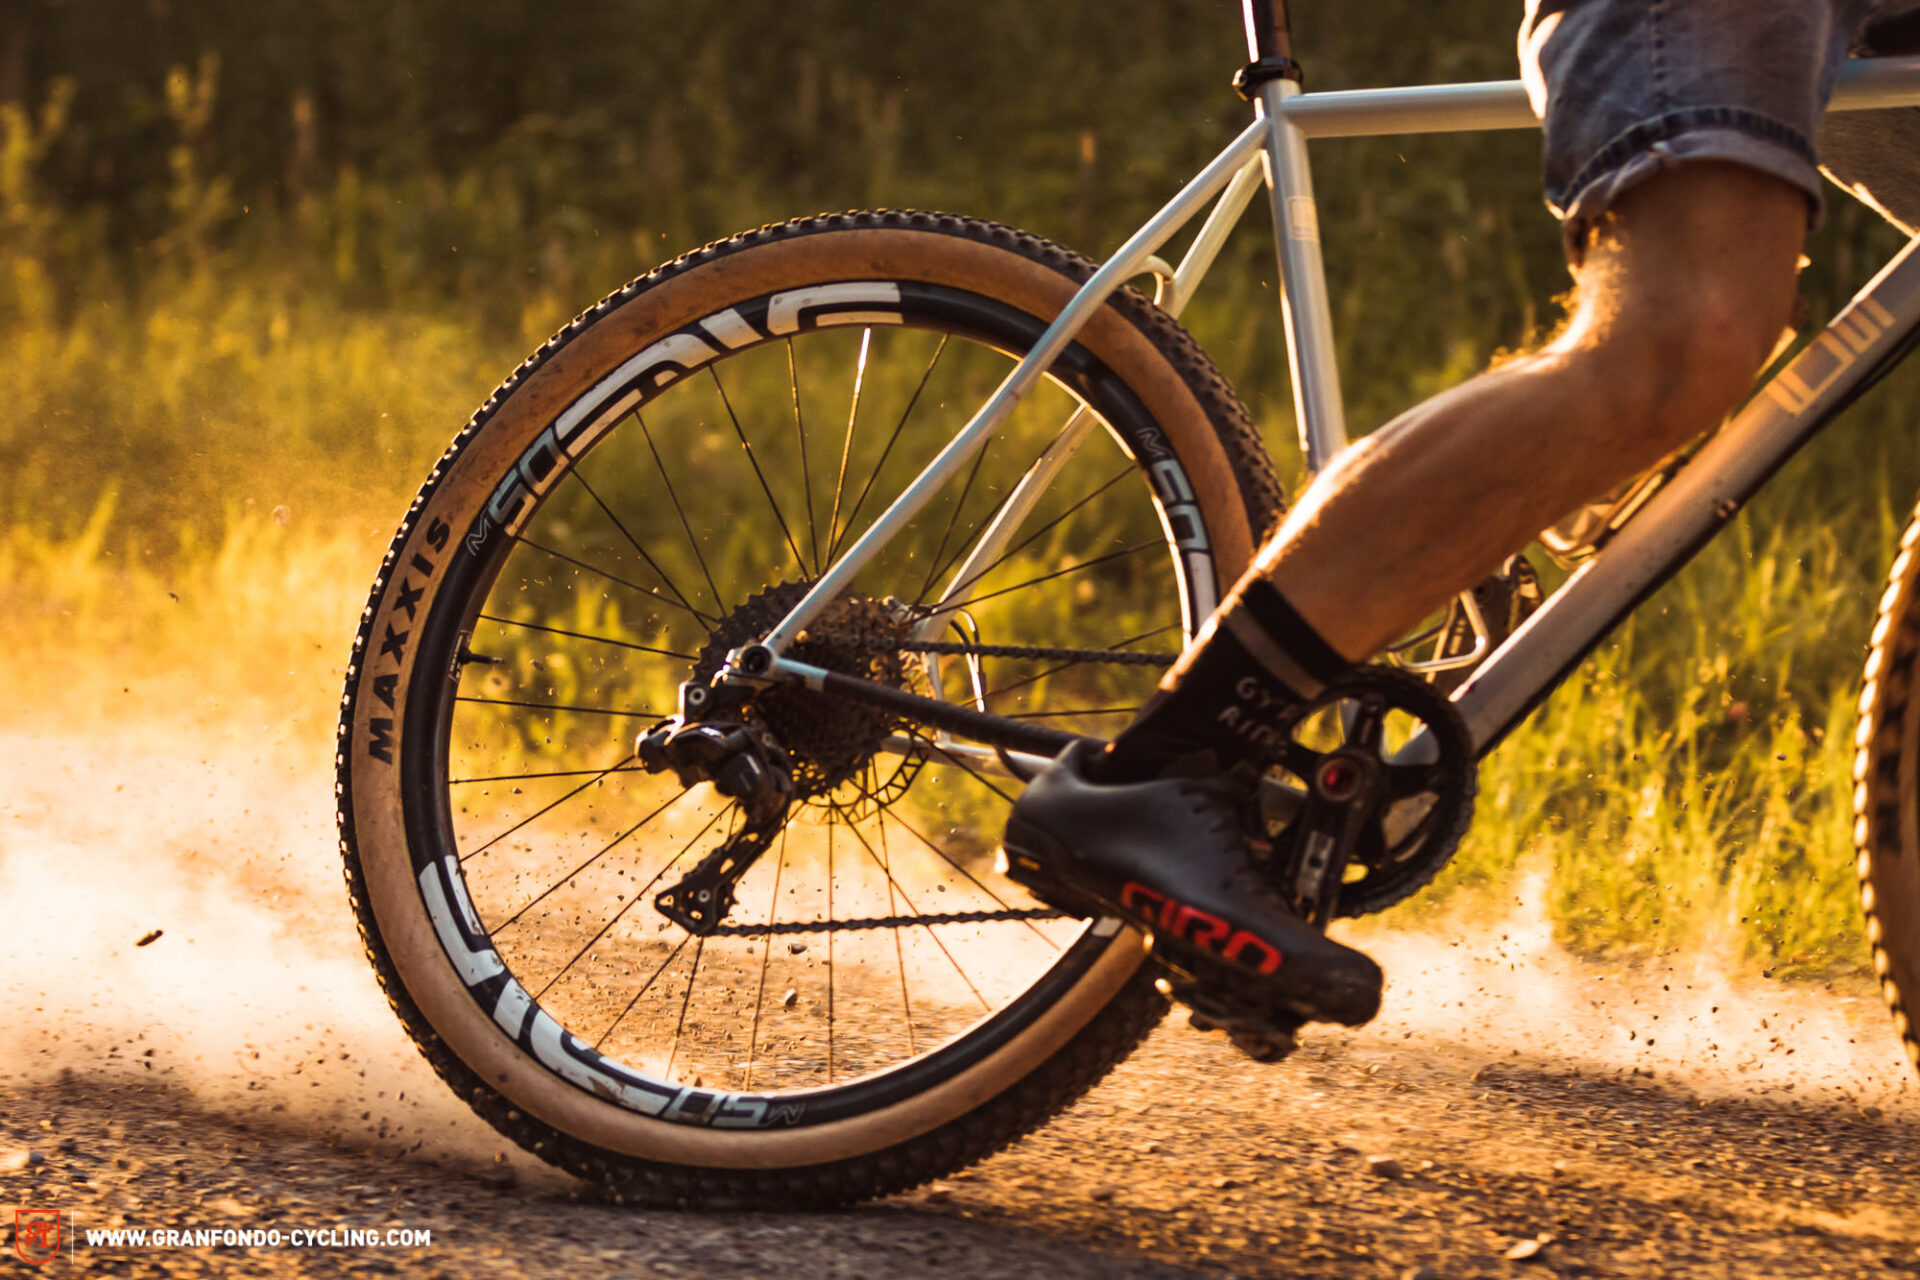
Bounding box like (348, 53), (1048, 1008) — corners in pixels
(5, 732), (1920, 1278)
(7, 1020), (1920, 1279)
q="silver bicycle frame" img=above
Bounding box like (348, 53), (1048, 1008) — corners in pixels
(756, 55), (1920, 760)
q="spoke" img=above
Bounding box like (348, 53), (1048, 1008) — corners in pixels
(979, 623), (1182, 704)
(843, 819), (991, 1013)
(742, 828), (788, 1090)
(529, 804), (728, 1002)
(793, 338), (822, 572)
(826, 814), (836, 1083)
(664, 932), (709, 1080)
(823, 328), (869, 566)
(940, 750), (1019, 807)
(636, 408), (728, 614)
(709, 364), (810, 577)
(514, 533), (716, 625)
(476, 612), (697, 661)
(454, 695), (664, 719)
(930, 464), (1134, 611)
(915, 436), (995, 604)
(569, 467), (704, 622)
(491, 790), (688, 934)
(929, 542), (1159, 615)
(451, 766), (647, 785)
(830, 334), (947, 561)
(879, 819), (917, 1057)
(914, 483), (1023, 609)
(592, 933), (690, 1052)
(459, 753), (636, 865)
(883, 809), (1061, 950)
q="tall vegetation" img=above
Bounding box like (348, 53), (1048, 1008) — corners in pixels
(6, 0), (1916, 972)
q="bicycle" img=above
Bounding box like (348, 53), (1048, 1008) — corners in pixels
(335, 0), (1920, 1207)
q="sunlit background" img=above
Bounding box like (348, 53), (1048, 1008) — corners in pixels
(7, 0), (1917, 976)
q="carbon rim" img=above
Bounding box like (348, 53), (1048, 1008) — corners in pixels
(395, 278), (1217, 1127)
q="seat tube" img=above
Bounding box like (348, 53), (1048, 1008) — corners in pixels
(1256, 79), (1349, 471)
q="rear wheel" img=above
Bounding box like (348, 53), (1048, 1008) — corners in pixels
(336, 211), (1281, 1205)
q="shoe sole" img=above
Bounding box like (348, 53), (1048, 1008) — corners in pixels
(1000, 822), (1380, 1029)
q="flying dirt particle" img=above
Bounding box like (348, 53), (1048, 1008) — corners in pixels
(1505, 1236), (1550, 1261)
(271, 505), (292, 527)
(1365, 1155), (1404, 1179)
(780, 988), (798, 1008)
(135, 930), (163, 948)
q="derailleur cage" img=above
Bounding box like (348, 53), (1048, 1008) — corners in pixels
(637, 715), (795, 935)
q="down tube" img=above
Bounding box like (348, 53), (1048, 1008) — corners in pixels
(1450, 234), (1920, 754)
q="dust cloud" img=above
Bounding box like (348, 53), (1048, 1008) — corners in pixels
(1349, 870), (1917, 1115)
(0, 725), (551, 1180)
(3, 723), (1912, 1179)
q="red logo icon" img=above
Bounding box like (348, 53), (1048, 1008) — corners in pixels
(13, 1208), (61, 1267)
(1118, 882), (1283, 974)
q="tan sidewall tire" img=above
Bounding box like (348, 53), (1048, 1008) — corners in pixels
(1857, 503), (1920, 1072)
(338, 213), (1278, 1192)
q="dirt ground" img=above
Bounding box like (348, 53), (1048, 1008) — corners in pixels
(8, 1028), (1920, 1279)
(5, 729), (1919, 1278)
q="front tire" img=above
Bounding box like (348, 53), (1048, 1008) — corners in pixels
(335, 211), (1280, 1205)
(1855, 500), (1920, 1074)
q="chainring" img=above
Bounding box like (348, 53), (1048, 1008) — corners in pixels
(1264, 666), (1477, 917)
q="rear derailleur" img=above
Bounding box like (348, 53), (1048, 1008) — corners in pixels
(636, 705), (793, 936)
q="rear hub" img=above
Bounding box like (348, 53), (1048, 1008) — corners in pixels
(692, 581), (924, 801)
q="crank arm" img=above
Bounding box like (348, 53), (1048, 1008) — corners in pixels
(1285, 751), (1383, 924)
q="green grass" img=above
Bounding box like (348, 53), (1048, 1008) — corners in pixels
(8, 53), (1919, 978)
(12, 266), (1908, 980)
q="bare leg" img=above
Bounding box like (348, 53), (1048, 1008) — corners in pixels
(1259, 162), (1809, 661)
(1001, 164), (1819, 1034)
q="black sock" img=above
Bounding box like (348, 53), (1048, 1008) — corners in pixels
(1100, 578), (1353, 781)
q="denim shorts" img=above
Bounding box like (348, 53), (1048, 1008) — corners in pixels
(1520, 0), (1886, 255)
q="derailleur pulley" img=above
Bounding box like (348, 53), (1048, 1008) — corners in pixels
(637, 715), (794, 935)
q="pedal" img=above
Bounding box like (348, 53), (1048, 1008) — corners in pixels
(1170, 971), (1302, 1064)
(995, 839), (1109, 925)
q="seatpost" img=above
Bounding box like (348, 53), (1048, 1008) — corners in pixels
(1239, 0), (1350, 469)
(1240, 0), (1302, 86)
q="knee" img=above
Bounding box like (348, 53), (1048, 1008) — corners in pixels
(1557, 163), (1806, 463)
(1569, 282), (1789, 462)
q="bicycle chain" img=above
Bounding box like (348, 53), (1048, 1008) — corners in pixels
(700, 906), (1068, 937)
(665, 621), (1165, 936)
(841, 636), (1176, 666)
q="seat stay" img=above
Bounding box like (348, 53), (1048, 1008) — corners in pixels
(754, 118), (1272, 659)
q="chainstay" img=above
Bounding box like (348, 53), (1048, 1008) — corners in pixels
(700, 906), (1069, 937)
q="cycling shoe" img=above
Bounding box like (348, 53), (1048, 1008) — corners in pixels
(1002, 740), (1382, 1029)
